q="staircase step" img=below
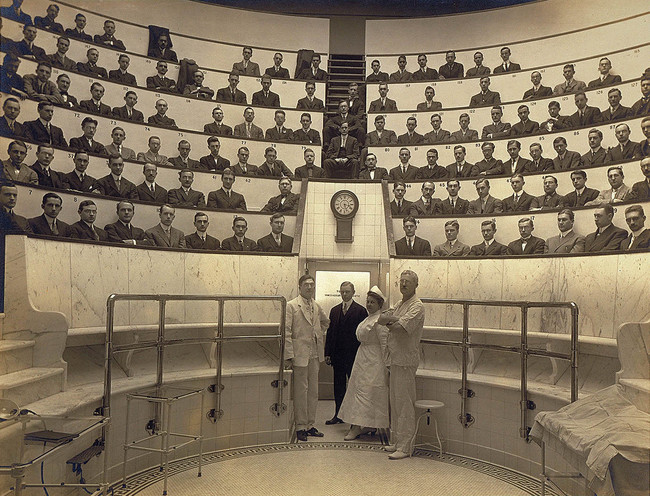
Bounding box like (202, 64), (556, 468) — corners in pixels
(0, 367), (64, 405)
(0, 340), (35, 374)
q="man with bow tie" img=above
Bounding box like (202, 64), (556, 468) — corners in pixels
(506, 218), (545, 255)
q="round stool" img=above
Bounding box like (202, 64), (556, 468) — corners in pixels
(412, 400), (444, 455)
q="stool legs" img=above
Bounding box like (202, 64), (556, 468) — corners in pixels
(411, 408), (443, 456)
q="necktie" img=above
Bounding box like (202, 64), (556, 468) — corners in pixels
(409, 238), (413, 250)
(239, 239), (244, 249)
(150, 184), (155, 194)
(247, 124), (251, 138)
(515, 194), (519, 202)
(116, 178), (121, 191)
(91, 225), (99, 241)
(276, 236), (281, 247)
(451, 199), (455, 209)
(342, 303), (348, 315)
(402, 166), (406, 175)
(51, 220), (58, 235)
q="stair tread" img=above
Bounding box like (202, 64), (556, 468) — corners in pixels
(0, 340), (35, 352)
(0, 367), (65, 389)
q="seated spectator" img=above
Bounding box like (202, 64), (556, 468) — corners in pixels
(1, 54), (27, 98)
(261, 177), (300, 213)
(0, 180), (32, 234)
(347, 82), (364, 116)
(182, 70), (208, 97)
(207, 168), (247, 210)
(416, 86), (441, 111)
(95, 154), (138, 199)
(257, 213), (293, 253)
(502, 173), (534, 212)
(232, 46), (260, 76)
(586, 166), (632, 206)
(323, 122), (361, 179)
(30, 144), (64, 188)
(446, 145), (476, 178)
(12, 25), (47, 62)
(79, 82), (112, 116)
(540, 101), (570, 133)
(69, 117), (108, 156)
(510, 105), (539, 136)
(605, 123), (642, 163)
(185, 212), (220, 250)
(265, 52), (290, 79)
(112, 90), (144, 122)
(70, 200), (108, 241)
(296, 81), (325, 111)
(584, 204), (628, 252)
(324, 100), (363, 144)
(388, 55), (412, 83)
(529, 143), (554, 172)
(145, 204), (186, 248)
(252, 75), (281, 107)
(507, 217), (545, 255)
(148, 99), (178, 128)
(523, 71), (552, 100)
(232, 146), (259, 176)
(257, 146), (293, 178)
(601, 88), (632, 122)
(397, 117), (425, 145)
(149, 34), (178, 63)
(0, 98), (25, 139)
(440, 179), (469, 214)
(28, 192), (71, 237)
(64, 13), (92, 42)
(640, 119), (650, 159)
(561, 170), (600, 208)
(475, 142), (504, 176)
(466, 51), (490, 78)
(631, 75), (650, 116)
(366, 59), (388, 83)
(233, 107), (264, 139)
(169, 140), (201, 169)
(493, 47), (521, 73)
(544, 209), (585, 253)
(552, 136), (582, 170)
(582, 129), (607, 167)
(395, 216), (431, 256)
(389, 148), (419, 181)
(553, 64), (586, 95)
(61, 151), (97, 193)
(204, 107), (233, 136)
(56, 74), (78, 109)
(216, 73), (247, 103)
(467, 178), (503, 214)
(2, 140), (37, 184)
(47, 36), (76, 71)
(295, 148), (326, 179)
(265, 110), (293, 141)
(408, 181), (441, 217)
(109, 54), (137, 86)
(77, 48), (108, 79)
(136, 163), (168, 204)
(292, 113), (321, 145)
(439, 51), (464, 79)
(137, 136), (172, 166)
(146, 61), (178, 93)
(449, 113), (479, 142)
(94, 20), (126, 50)
(167, 169), (206, 207)
(390, 181), (412, 215)
(568, 92), (602, 127)
(104, 200), (152, 245)
(623, 204), (650, 250)
(469, 77), (500, 107)
(199, 136), (230, 171)
(369, 83), (398, 112)
(433, 220), (470, 257)
(412, 54), (439, 81)
(504, 139), (534, 175)
(297, 53), (327, 81)
(469, 220), (507, 256)
(221, 216), (258, 251)
(424, 114), (450, 144)
(481, 106), (511, 140)
(415, 148), (448, 180)
(1, 0), (32, 25)
(530, 175), (564, 210)
(366, 115), (397, 146)
(105, 126), (136, 160)
(587, 57), (622, 88)
(23, 102), (67, 147)
(358, 152), (388, 181)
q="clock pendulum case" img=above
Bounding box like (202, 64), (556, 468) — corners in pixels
(330, 190), (360, 243)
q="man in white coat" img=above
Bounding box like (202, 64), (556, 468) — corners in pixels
(379, 270), (425, 459)
(284, 274), (330, 441)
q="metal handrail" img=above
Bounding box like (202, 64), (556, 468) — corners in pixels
(419, 298), (579, 439)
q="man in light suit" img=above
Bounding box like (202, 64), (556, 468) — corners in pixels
(467, 178), (503, 214)
(368, 83), (398, 112)
(221, 216), (258, 251)
(323, 122), (361, 179)
(28, 192), (72, 237)
(433, 220), (470, 257)
(105, 127), (136, 161)
(545, 209), (585, 254)
(394, 216), (431, 256)
(61, 151), (97, 193)
(167, 169), (206, 208)
(137, 136), (172, 167)
(233, 107), (264, 139)
(112, 91), (144, 123)
(185, 212), (220, 251)
(389, 148), (419, 181)
(296, 82), (325, 111)
(104, 201), (152, 245)
(584, 204), (628, 252)
(95, 155), (138, 199)
(365, 115), (398, 146)
(469, 220), (508, 256)
(257, 213), (293, 253)
(252, 75), (281, 107)
(145, 204), (186, 248)
(553, 64), (587, 95)
(231, 46), (260, 76)
(324, 281), (368, 425)
(136, 163), (168, 204)
(284, 274), (329, 441)
(585, 166), (632, 206)
(69, 200), (108, 242)
(2, 140), (37, 185)
(507, 218), (545, 255)
(587, 58), (622, 88)
(502, 174), (534, 212)
(623, 204), (650, 250)
(207, 168), (247, 210)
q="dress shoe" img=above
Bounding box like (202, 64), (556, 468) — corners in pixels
(383, 444), (397, 452)
(306, 427), (324, 437)
(344, 425), (363, 440)
(296, 430), (308, 441)
(388, 450), (411, 460)
(359, 427), (376, 436)
(325, 416), (343, 425)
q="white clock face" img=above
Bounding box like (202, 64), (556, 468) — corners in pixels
(335, 194), (356, 215)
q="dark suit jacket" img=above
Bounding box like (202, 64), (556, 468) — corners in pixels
(416, 101), (443, 111)
(568, 106), (602, 128)
(623, 229), (650, 250)
(397, 132), (425, 146)
(415, 165), (448, 180)
(12, 41), (47, 61)
(366, 130), (398, 146)
(23, 120), (67, 147)
(108, 70), (137, 86)
(203, 122), (233, 136)
(198, 155), (230, 172)
(395, 236), (432, 256)
(257, 161), (293, 178)
(149, 47), (178, 63)
(252, 90), (280, 107)
(216, 87), (247, 104)
(207, 189), (247, 210)
(295, 165), (326, 179)
(505, 157), (535, 175)
(94, 34), (126, 51)
(474, 158), (504, 176)
(510, 120), (539, 136)
(185, 233), (220, 250)
(388, 165), (419, 181)
(493, 62), (521, 73)
(220, 236), (258, 251)
(28, 214), (71, 237)
(467, 195), (503, 214)
(507, 236), (545, 255)
(169, 156), (202, 170)
(76, 62), (108, 79)
(167, 188), (206, 207)
(64, 28), (92, 42)
(70, 220), (108, 241)
(61, 171), (97, 193)
(79, 99), (112, 116)
(523, 86), (553, 100)
(30, 163), (65, 189)
(482, 122), (512, 139)
(261, 192), (300, 213)
(469, 91), (500, 107)
(136, 182), (168, 203)
(148, 114), (177, 129)
(104, 221), (151, 245)
(297, 68), (327, 81)
(584, 224), (628, 252)
(605, 142), (642, 163)
(232, 163), (260, 176)
(69, 136), (108, 155)
(326, 136), (360, 161)
(366, 72), (389, 83)
(0, 117), (24, 139)
(233, 123), (264, 139)
(256, 233), (294, 253)
(439, 63), (464, 79)
(146, 75), (177, 92)
(581, 148), (607, 167)
(112, 105), (144, 122)
(368, 98), (398, 112)
(95, 175), (138, 199)
(292, 128), (321, 145)
(358, 167), (389, 180)
(630, 179), (650, 201)
(532, 158), (555, 172)
(324, 300), (367, 364)
(446, 162), (477, 178)
(47, 53), (76, 71)
(265, 126), (293, 141)
(409, 198), (442, 217)
(449, 129), (479, 142)
(561, 188), (600, 208)
(265, 66), (290, 79)
(296, 97), (325, 111)
(601, 105), (632, 122)
(0, 210), (32, 234)
(553, 152), (582, 171)
(424, 129), (451, 144)
(530, 192), (564, 210)
(390, 199), (413, 216)
(412, 68), (439, 81)
(502, 191), (534, 212)
(469, 241), (508, 256)
(439, 197), (470, 215)
(587, 74), (622, 88)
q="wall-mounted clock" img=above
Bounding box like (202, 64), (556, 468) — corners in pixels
(330, 190), (359, 243)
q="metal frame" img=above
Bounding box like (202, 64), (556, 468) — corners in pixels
(540, 441), (590, 496)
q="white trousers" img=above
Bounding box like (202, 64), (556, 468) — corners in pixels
(389, 365), (417, 453)
(293, 358), (320, 431)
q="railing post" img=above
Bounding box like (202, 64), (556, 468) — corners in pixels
(570, 304), (579, 403)
(519, 304), (528, 439)
(273, 298), (287, 416)
(157, 297), (167, 389)
(214, 298), (225, 420)
(460, 302), (470, 427)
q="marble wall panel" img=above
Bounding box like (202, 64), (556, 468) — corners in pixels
(613, 253), (650, 330)
(25, 239), (72, 321)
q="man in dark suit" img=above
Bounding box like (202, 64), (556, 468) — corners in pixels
(506, 218), (545, 255)
(395, 216), (432, 256)
(61, 151), (97, 193)
(231, 146), (260, 176)
(528, 143), (555, 172)
(412, 54), (439, 81)
(389, 55), (412, 83)
(12, 25), (47, 62)
(540, 101), (571, 134)
(95, 155), (139, 199)
(265, 110), (293, 141)
(203, 107), (233, 136)
(216, 73), (247, 104)
(561, 170), (600, 208)
(23, 102), (67, 147)
(408, 181), (442, 217)
(446, 145), (477, 178)
(630, 158), (650, 201)
(449, 113), (479, 142)
(416, 86), (442, 112)
(368, 82), (398, 112)
(439, 51), (464, 79)
(198, 136), (230, 172)
(136, 163), (168, 204)
(365, 115), (398, 146)
(631, 76), (650, 116)
(69, 200), (109, 242)
(601, 88), (632, 122)
(231, 46), (260, 76)
(582, 129), (607, 167)
(568, 92), (602, 128)
(112, 90), (145, 122)
(424, 114), (451, 144)
(439, 180), (470, 214)
(220, 216), (258, 251)
(552, 137), (583, 171)
(297, 53), (327, 81)
(584, 204), (628, 252)
(23, 62), (63, 104)
(504, 140), (535, 175)
(605, 123), (642, 163)
(261, 177), (300, 214)
(257, 213), (294, 253)
(510, 105), (539, 136)
(185, 212), (220, 250)
(252, 75), (281, 107)
(469, 220), (508, 256)
(347, 82), (364, 116)
(0, 97), (25, 139)
(167, 169), (206, 208)
(265, 53), (290, 79)
(398, 117), (425, 146)
(28, 192), (71, 237)
(79, 83), (112, 116)
(544, 209), (585, 254)
(257, 147), (293, 178)
(30, 144), (65, 189)
(324, 100), (364, 145)
(149, 33), (178, 62)
(467, 178), (504, 214)
(233, 107), (264, 139)
(145, 204), (186, 248)
(530, 175), (564, 210)
(3, 141), (36, 185)
(502, 174), (534, 212)
(324, 281), (368, 424)
(587, 58), (622, 88)
(207, 168), (247, 210)
(366, 59), (389, 83)
(76, 48), (108, 79)
(416, 148), (448, 180)
(389, 148), (419, 181)
(522, 71), (553, 100)
(622, 204), (650, 250)
(147, 99), (177, 128)
(104, 200), (152, 245)
(474, 142), (505, 176)
(109, 54), (137, 86)
(64, 13), (92, 42)
(390, 182), (413, 216)
(358, 153), (388, 180)
(169, 140), (201, 170)
(296, 81), (325, 111)
(292, 113), (321, 145)
(94, 20), (126, 50)
(469, 77), (501, 107)
(0, 181), (32, 234)
(323, 122), (361, 179)
(69, 117), (108, 156)
(493, 47), (521, 73)
(34, 4), (63, 33)
(295, 149), (326, 179)
(146, 61), (178, 93)
(481, 106), (511, 140)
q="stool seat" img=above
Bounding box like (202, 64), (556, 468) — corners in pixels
(415, 400), (444, 410)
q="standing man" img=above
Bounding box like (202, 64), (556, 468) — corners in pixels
(284, 275), (330, 441)
(379, 270), (425, 459)
(324, 282), (368, 426)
